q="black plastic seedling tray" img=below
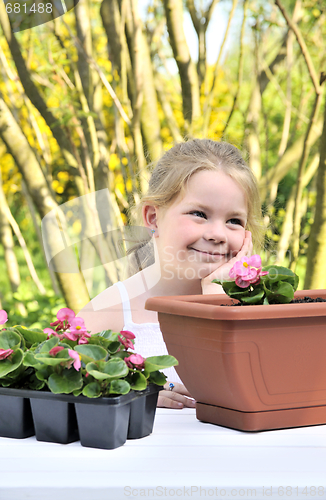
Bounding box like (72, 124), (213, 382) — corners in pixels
(0, 384), (161, 449)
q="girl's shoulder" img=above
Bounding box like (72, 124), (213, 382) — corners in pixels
(77, 282), (125, 334)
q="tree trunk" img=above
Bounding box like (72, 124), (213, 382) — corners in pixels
(140, 31), (163, 162)
(276, 153), (319, 264)
(0, 94), (90, 313)
(0, 1), (78, 170)
(163, 0), (200, 130)
(259, 115), (324, 202)
(304, 96), (326, 289)
(0, 195), (20, 293)
(289, 92), (323, 270)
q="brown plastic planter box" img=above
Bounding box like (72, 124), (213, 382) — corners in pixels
(145, 289), (326, 431)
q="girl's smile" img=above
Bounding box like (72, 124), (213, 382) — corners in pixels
(145, 169), (248, 283)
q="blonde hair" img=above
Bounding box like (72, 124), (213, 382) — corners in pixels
(127, 139), (264, 275)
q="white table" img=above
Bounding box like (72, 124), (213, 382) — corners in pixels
(0, 408), (326, 500)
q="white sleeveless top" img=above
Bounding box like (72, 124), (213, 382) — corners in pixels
(115, 281), (182, 384)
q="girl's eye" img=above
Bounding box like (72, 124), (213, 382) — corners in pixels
(228, 218), (244, 226)
(189, 210), (207, 219)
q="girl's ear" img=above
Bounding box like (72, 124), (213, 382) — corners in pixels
(142, 204), (159, 233)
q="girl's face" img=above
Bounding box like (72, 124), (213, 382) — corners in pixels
(144, 170), (248, 281)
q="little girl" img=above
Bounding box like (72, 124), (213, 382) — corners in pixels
(78, 139), (264, 408)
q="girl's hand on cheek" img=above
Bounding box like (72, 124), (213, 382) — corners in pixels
(157, 382), (196, 409)
(201, 231), (253, 294)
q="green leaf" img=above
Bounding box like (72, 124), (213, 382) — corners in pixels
(109, 379), (130, 395)
(87, 336), (120, 352)
(96, 330), (118, 341)
(148, 370), (167, 385)
(128, 371), (147, 391)
(0, 349), (24, 378)
(23, 351), (40, 367)
(241, 289), (265, 305)
(0, 330), (22, 351)
(86, 358), (129, 380)
(263, 266), (299, 290)
(35, 349), (71, 366)
(144, 355), (178, 373)
(107, 341), (121, 354)
(39, 336), (59, 353)
(74, 344), (107, 364)
(82, 382), (101, 398)
(265, 281), (294, 304)
(35, 366), (52, 381)
(48, 368), (83, 394)
(5, 362), (25, 380)
(211, 279), (224, 286)
(28, 374), (45, 390)
(72, 388), (84, 397)
(12, 326), (47, 348)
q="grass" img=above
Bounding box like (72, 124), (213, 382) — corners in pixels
(0, 245), (66, 329)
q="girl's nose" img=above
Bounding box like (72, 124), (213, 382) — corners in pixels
(203, 222), (227, 244)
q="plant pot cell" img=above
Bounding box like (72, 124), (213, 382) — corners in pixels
(128, 389), (159, 439)
(75, 401), (131, 449)
(0, 395), (34, 439)
(30, 399), (79, 444)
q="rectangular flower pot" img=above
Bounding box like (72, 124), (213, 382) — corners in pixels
(0, 385), (161, 448)
(145, 289), (326, 431)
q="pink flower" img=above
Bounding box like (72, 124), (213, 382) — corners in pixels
(44, 328), (64, 340)
(69, 317), (87, 335)
(0, 348), (13, 360)
(78, 336), (89, 345)
(63, 330), (79, 341)
(57, 308), (76, 322)
(49, 346), (64, 356)
(229, 255), (269, 288)
(125, 353), (145, 370)
(118, 335), (134, 350)
(50, 320), (65, 332)
(63, 317), (88, 342)
(0, 310), (8, 325)
(119, 330), (136, 340)
(68, 350), (81, 371)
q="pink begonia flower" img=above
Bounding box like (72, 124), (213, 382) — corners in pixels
(56, 308), (76, 322)
(0, 348), (14, 360)
(50, 320), (65, 332)
(68, 350), (81, 371)
(229, 255), (269, 289)
(63, 330), (79, 341)
(44, 328), (65, 340)
(125, 353), (145, 370)
(118, 335), (134, 350)
(49, 346), (64, 356)
(0, 310), (8, 325)
(78, 336), (89, 345)
(119, 330), (136, 340)
(69, 317), (87, 335)
(63, 317), (88, 342)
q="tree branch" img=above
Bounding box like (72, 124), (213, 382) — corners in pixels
(275, 0), (321, 94)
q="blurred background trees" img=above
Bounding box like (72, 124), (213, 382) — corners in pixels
(0, 0), (325, 324)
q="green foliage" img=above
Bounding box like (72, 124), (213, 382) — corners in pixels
(214, 265), (299, 305)
(0, 310), (178, 397)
